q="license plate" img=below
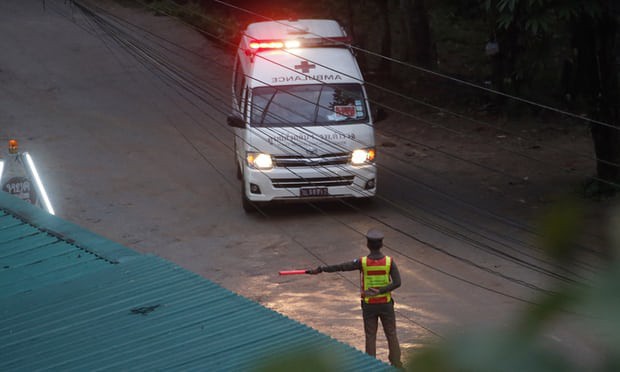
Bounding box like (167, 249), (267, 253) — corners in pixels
(300, 187), (329, 197)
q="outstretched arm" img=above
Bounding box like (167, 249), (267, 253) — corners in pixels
(307, 259), (361, 274)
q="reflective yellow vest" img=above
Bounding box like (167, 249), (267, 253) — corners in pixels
(361, 256), (392, 304)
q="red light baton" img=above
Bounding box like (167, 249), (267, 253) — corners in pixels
(279, 269), (308, 276)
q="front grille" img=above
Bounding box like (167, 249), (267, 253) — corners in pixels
(272, 175), (355, 188)
(273, 153), (350, 167)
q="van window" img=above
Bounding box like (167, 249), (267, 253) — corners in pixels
(250, 84), (367, 127)
(233, 59), (245, 110)
(242, 87), (249, 119)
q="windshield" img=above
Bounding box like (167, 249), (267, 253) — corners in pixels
(250, 84), (367, 127)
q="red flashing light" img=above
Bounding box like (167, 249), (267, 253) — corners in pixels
(246, 36), (352, 55)
(249, 40), (285, 50)
(248, 39), (302, 50)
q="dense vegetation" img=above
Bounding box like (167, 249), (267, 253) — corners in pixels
(144, 0), (619, 191)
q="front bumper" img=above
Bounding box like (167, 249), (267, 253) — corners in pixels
(243, 164), (376, 202)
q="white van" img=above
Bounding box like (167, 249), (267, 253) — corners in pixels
(228, 19), (378, 212)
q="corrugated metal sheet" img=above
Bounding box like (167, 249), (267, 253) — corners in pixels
(0, 192), (393, 371)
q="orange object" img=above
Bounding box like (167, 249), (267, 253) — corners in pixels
(8, 139), (18, 154)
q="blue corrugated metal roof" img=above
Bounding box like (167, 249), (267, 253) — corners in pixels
(0, 192), (393, 371)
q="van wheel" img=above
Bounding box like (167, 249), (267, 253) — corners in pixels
(241, 181), (254, 213)
(234, 143), (242, 180)
(236, 160), (242, 180)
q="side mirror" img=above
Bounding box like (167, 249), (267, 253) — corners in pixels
(372, 107), (387, 123)
(227, 115), (246, 128)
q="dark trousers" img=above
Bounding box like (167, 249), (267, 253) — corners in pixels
(361, 300), (402, 367)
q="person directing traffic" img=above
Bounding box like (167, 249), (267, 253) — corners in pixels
(307, 228), (403, 368)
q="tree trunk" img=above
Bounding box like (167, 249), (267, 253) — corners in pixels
(590, 11), (620, 193)
(399, 0), (414, 64)
(571, 5), (620, 194)
(375, 0), (392, 73)
(410, 0), (434, 68)
(349, 0), (368, 70)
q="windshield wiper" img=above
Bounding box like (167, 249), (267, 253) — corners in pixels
(259, 90), (277, 125)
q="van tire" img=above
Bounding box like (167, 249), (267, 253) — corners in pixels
(236, 160), (242, 180)
(234, 143), (242, 180)
(241, 181), (254, 213)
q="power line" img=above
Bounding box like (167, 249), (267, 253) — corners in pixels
(212, 0), (620, 132)
(81, 0), (572, 284)
(69, 0), (604, 280)
(132, 0), (620, 191)
(103, 0), (611, 254)
(59, 0), (603, 339)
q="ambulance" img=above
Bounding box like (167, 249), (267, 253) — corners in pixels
(228, 19), (378, 212)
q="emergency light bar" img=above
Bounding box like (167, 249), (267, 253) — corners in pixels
(249, 40), (300, 50)
(247, 36), (351, 53)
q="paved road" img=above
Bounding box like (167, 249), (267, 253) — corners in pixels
(0, 0), (605, 365)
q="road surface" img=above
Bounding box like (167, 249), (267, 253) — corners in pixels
(0, 0), (609, 366)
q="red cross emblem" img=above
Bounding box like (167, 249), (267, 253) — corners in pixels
(294, 60), (316, 73)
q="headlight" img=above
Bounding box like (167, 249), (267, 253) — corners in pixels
(246, 152), (273, 169)
(351, 148), (375, 165)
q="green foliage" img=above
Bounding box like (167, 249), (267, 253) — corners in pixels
(484, 0), (606, 34)
(487, 0), (557, 35)
(405, 202), (620, 371)
(477, 0), (613, 103)
(407, 330), (573, 372)
(254, 348), (345, 372)
(536, 197), (584, 261)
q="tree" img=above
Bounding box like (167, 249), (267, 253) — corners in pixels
(398, 0), (435, 69)
(482, 0), (560, 96)
(410, 0), (434, 69)
(374, 0), (392, 73)
(564, 1), (620, 194)
(483, 0), (620, 193)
